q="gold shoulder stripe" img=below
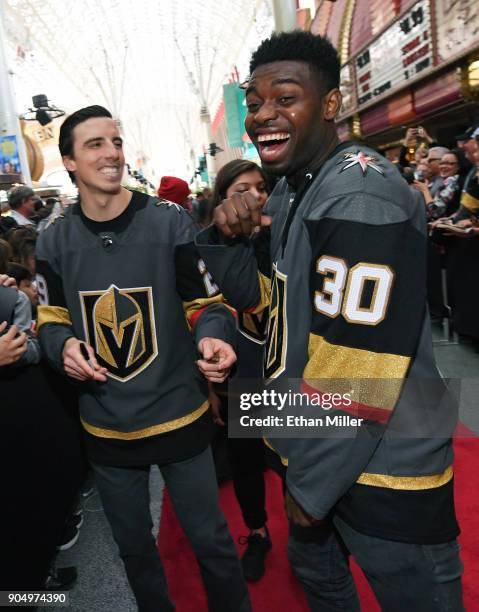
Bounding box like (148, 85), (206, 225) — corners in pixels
(37, 305), (72, 330)
(356, 465), (453, 490)
(304, 334), (409, 411)
(81, 400), (209, 440)
(263, 437), (288, 466)
(461, 191), (479, 213)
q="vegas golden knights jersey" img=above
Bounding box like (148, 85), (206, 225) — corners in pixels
(36, 191), (235, 456)
(196, 143), (459, 544)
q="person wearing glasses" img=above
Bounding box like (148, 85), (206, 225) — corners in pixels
(413, 150), (472, 219)
(426, 147), (451, 196)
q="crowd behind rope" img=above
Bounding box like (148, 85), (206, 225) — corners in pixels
(0, 109), (478, 599)
(397, 124), (479, 346)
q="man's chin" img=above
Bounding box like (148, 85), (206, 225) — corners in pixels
(259, 157), (290, 176)
(98, 182), (122, 195)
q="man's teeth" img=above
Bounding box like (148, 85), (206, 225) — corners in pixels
(257, 133), (290, 143)
(100, 167), (120, 176)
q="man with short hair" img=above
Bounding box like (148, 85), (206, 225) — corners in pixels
(427, 146), (450, 196)
(7, 186), (37, 227)
(36, 105), (250, 612)
(197, 30), (463, 611)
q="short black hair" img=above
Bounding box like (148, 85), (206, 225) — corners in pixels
(7, 262), (32, 284)
(249, 30), (340, 93)
(211, 160), (270, 209)
(59, 105), (112, 182)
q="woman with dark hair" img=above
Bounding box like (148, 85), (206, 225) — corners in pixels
(413, 148), (472, 219)
(208, 159), (272, 582)
(207, 160), (269, 226)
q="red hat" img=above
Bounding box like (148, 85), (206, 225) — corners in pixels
(157, 176), (191, 205)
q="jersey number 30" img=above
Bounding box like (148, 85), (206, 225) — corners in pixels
(315, 256), (394, 325)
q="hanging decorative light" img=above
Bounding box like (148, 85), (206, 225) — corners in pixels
(20, 95), (65, 126)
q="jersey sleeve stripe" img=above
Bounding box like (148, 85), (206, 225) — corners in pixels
(305, 334), (410, 387)
(183, 294), (236, 329)
(37, 305), (73, 330)
(461, 191), (479, 214)
(300, 379), (395, 423)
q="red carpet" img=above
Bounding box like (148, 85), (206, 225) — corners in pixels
(158, 437), (479, 611)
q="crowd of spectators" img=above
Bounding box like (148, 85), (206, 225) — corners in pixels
(0, 191), (86, 594)
(397, 123), (479, 347)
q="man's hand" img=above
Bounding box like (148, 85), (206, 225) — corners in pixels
(213, 191), (272, 239)
(197, 337), (236, 383)
(285, 489), (324, 528)
(0, 274), (17, 288)
(62, 338), (108, 382)
(0, 323), (27, 366)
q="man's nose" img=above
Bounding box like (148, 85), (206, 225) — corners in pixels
(105, 141), (120, 158)
(254, 101), (278, 125)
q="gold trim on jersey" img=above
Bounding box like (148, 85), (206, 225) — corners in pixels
(461, 191), (479, 213)
(37, 305), (72, 329)
(247, 272), (271, 315)
(304, 334), (409, 411)
(81, 400), (209, 440)
(182, 294), (236, 328)
(356, 465), (453, 490)
(263, 437), (288, 466)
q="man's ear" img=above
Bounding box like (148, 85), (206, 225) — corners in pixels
(62, 155), (76, 172)
(323, 89), (342, 121)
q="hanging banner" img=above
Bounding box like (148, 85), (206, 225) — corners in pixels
(355, 0), (433, 108)
(223, 83), (247, 149)
(0, 135), (21, 174)
(435, 0), (479, 63)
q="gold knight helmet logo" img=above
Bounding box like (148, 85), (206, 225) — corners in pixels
(80, 285), (158, 382)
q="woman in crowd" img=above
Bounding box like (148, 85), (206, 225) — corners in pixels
(207, 160), (273, 582)
(413, 149), (471, 219)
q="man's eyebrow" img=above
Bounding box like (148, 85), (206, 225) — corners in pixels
(83, 136), (123, 146)
(271, 77), (302, 86)
(83, 137), (104, 146)
(246, 77), (302, 95)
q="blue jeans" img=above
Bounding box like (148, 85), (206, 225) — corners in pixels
(334, 515), (464, 612)
(288, 515), (464, 611)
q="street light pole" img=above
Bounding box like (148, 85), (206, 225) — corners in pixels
(0, 1), (32, 185)
(200, 105), (216, 185)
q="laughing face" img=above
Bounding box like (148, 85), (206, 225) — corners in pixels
(63, 117), (124, 195)
(245, 60), (340, 179)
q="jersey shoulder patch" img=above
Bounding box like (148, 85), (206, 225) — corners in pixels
(154, 197), (184, 213)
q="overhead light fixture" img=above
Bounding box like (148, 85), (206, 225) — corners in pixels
(20, 94), (65, 126)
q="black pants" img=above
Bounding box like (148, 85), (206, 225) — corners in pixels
(214, 390), (268, 531)
(92, 447), (250, 612)
(228, 436), (267, 530)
